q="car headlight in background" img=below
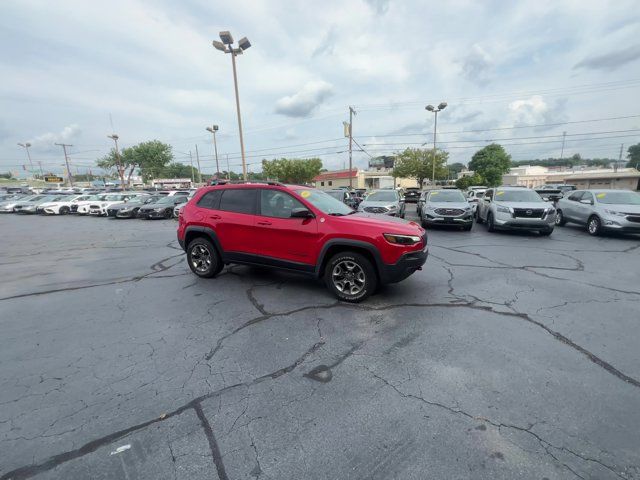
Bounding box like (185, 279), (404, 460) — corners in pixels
(604, 209), (625, 217)
(383, 233), (421, 245)
(496, 204), (512, 214)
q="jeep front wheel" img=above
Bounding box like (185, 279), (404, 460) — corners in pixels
(324, 252), (377, 303)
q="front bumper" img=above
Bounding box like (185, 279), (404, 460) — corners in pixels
(494, 214), (555, 231)
(14, 206), (37, 214)
(115, 209), (136, 218)
(379, 244), (429, 284)
(137, 209), (166, 219)
(423, 213), (473, 226)
(601, 217), (640, 233)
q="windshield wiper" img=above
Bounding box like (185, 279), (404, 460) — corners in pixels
(328, 212), (345, 216)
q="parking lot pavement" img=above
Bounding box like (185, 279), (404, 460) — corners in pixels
(1, 213), (639, 480)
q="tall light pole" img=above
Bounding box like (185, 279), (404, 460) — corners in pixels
(107, 134), (126, 189)
(206, 125), (220, 178)
(55, 143), (74, 187)
(343, 107), (356, 188)
(213, 31), (251, 181)
(425, 102), (447, 184)
(17, 142), (35, 178)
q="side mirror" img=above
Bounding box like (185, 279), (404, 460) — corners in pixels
(291, 207), (314, 218)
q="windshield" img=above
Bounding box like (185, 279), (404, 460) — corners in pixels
(294, 189), (352, 215)
(429, 191), (466, 202)
(325, 191), (344, 201)
(594, 191), (640, 205)
(155, 196), (177, 205)
(495, 190), (544, 202)
(365, 191), (398, 202)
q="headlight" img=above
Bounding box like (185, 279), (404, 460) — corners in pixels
(383, 233), (421, 245)
(496, 205), (511, 214)
(387, 205), (398, 210)
(604, 209), (625, 217)
(464, 206), (472, 212)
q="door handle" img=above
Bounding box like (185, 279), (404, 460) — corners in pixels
(209, 214), (221, 220)
(257, 221), (272, 226)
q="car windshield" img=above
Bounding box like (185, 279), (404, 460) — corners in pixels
(429, 191), (466, 202)
(294, 189), (352, 215)
(594, 191), (640, 205)
(154, 196), (176, 205)
(326, 191), (344, 201)
(365, 191), (398, 202)
(495, 190), (544, 202)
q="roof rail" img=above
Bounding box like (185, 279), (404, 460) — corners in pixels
(210, 180), (285, 186)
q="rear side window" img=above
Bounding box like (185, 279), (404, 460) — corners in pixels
(219, 189), (256, 214)
(197, 190), (222, 209)
(260, 189), (305, 218)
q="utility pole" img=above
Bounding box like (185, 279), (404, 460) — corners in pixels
(616, 143), (624, 172)
(195, 144), (202, 184)
(37, 161), (44, 178)
(344, 106), (356, 188)
(55, 143), (74, 187)
(188, 150), (195, 185)
(226, 154), (230, 180)
(560, 131), (567, 160)
(107, 134), (126, 189)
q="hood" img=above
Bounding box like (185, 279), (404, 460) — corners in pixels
(330, 212), (421, 234)
(360, 200), (399, 208)
(599, 203), (640, 213)
(495, 201), (550, 209)
(425, 201), (470, 210)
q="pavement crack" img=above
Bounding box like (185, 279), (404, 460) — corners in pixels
(193, 402), (229, 480)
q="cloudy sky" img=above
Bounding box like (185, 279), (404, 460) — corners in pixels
(1, 0), (640, 177)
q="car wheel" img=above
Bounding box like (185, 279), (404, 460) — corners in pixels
(486, 212), (496, 232)
(59, 206), (70, 215)
(540, 227), (553, 236)
(475, 209), (484, 224)
(163, 208), (172, 219)
(555, 209), (566, 226)
(187, 237), (223, 278)
(324, 251), (377, 303)
(587, 215), (602, 236)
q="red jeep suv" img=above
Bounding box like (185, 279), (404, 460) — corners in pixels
(177, 182), (428, 302)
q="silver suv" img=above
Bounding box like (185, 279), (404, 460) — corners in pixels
(357, 189), (405, 218)
(476, 187), (556, 235)
(555, 189), (640, 236)
(421, 189), (473, 230)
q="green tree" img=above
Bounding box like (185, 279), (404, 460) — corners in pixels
(162, 162), (198, 179)
(392, 148), (448, 186)
(0, 172), (13, 179)
(627, 143), (640, 169)
(455, 173), (486, 190)
(468, 143), (511, 187)
(261, 158), (322, 184)
(97, 140), (173, 184)
(448, 162), (466, 176)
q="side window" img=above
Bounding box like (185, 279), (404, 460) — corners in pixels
(321, 181), (325, 186)
(197, 190), (222, 209)
(581, 192), (594, 204)
(328, 181), (333, 186)
(260, 189), (305, 218)
(174, 197), (187, 204)
(567, 191), (583, 202)
(219, 189), (256, 214)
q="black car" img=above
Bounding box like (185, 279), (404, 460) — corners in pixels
(137, 196), (188, 219)
(404, 187), (421, 203)
(107, 195), (160, 218)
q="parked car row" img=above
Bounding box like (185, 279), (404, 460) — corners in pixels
(0, 190), (193, 219)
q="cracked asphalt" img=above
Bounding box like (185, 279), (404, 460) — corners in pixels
(1, 212), (639, 480)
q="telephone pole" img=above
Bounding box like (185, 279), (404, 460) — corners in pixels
(194, 144), (203, 184)
(344, 106), (356, 188)
(188, 150), (195, 184)
(37, 161), (44, 178)
(226, 154), (230, 180)
(55, 143), (74, 187)
(107, 134), (126, 189)
(560, 131), (567, 160)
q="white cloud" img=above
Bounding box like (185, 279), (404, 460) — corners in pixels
(29, 124), (81, 151)
(274, 81), (334, 118)
(459, 44), (494, 85)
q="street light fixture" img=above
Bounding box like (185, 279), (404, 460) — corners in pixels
(425, 101), (447, 183)
(107, 134), (127, 189)
(212, 30), (251, 180)
(206, 125), (221, 178)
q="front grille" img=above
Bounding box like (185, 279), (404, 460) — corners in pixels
(364, 206), (389, 214)
(626, 215), (640, 223)
(89, 204), (100, 209)
(513, 208), (545, 219)
(434, 208), (465, 216)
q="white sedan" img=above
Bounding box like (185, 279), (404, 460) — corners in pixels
(40, 195), (93, 215)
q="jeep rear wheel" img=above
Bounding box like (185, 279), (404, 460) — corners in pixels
(324, 252), (377, 303)
(187, 237), (223, 278)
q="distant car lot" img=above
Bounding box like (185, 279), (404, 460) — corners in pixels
(1, 211), (639, 479)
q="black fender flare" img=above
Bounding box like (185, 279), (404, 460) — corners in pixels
(314, 239), (384, 279)
(182, 226), (224, 258)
